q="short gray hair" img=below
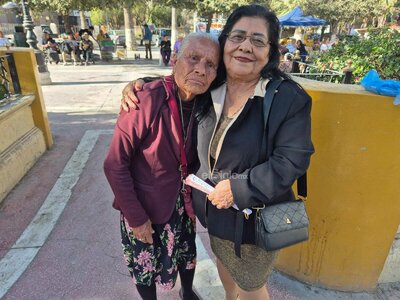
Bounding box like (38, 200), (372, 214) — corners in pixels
(177, 32), (219, 59)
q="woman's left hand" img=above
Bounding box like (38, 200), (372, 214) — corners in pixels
(207, 179), (234, 209)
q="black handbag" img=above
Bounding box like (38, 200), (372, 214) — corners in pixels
(254, 175), (309, 251)
(254, 77), (310, 251)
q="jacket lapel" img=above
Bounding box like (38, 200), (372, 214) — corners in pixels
(161, 77), (181, 162)
(210, 83), (226, 124)
(162, 107), (181, 162)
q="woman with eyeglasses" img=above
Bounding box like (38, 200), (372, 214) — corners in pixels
(121, 4), (313, 300)
(193, 5), (313, 299)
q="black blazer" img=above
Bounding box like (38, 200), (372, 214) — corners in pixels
(192, 79), (314, 243)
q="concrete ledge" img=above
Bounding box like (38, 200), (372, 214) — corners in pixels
(0, 95), (35, 153)
(293, 76), (374, 95)
(0, 127), (46, 203)
(0, 95), (35, 119)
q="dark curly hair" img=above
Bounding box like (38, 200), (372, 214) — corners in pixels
(197, 4), (290, 120)
(215, 4), (288, 83)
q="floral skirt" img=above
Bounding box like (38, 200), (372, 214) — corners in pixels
(120, 195), (196, 290)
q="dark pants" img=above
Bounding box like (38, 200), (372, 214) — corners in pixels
(161, 49), (171, 66)
(145, 42), (152, 59)
(82, 49), (93, 63)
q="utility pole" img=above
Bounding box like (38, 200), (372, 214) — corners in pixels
(21, 0), (51, 85)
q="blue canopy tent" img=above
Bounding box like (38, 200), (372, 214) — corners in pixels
(279, 7), (326, 26)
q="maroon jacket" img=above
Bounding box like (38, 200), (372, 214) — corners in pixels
(104, 79), (197, 227)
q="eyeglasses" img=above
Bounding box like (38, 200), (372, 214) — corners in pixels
(226, 30), (269, 47)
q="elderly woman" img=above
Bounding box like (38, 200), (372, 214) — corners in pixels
(104, 32), (219, 300)
(122, 5), (314, 300)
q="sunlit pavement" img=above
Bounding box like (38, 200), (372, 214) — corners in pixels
(0, 57), (398, 300)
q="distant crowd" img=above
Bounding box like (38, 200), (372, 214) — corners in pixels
(39, 25), (113, 66)
(278, 35), (338, 73)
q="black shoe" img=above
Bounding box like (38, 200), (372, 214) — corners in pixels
(179, 288), (200, 300)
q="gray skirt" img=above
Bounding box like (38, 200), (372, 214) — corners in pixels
(210, 235), (278, 291)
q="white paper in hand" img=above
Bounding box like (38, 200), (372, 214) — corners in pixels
(184, 174), (252, 216)
(185, 174), (215, 194)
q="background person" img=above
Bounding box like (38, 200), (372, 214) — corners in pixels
(296, 39), (308, 62)
(320, 38), (331, 53)
(285, 37), (297, 53)
(143, 24), (153, 60)
(104, 32), (220, 300)
(41, 31), (60, 64)
(278, 38), (289, 55)
(160, 35), (172, 66)
(171, 35), (184, 66)
(195, 22), (206, 33)
(80, 32), (94, 66)
(60, 32), (79, 66)
(96, 29), (111, 42)
(0, 31), (11, 49)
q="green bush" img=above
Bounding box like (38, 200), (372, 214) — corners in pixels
(315, 27), (400, 84)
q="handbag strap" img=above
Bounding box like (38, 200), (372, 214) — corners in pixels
(297, 173), (307, 199)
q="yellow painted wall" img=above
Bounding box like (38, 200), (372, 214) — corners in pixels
(0, 48), (52, 203)
(0, 98), (35, 153)
(0, 48), (53, 148)
(276, 81), (400, 292)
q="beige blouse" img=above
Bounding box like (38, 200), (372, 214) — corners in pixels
(210, 114), (234, 164)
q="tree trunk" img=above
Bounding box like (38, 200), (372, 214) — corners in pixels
(320, 26), (326, 41)
(206, 14), (212, 33)
(124, 5), (137, 50)
(171, 6), (177, 47)
(331, 21), (339, 35)
(79, 11), (86, 29)
(146, 0), (153, 23)
(193, 11), (197, 33)
(62, 13), (71, 34)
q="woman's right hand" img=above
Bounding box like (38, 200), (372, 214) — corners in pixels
(121, 79), (145, 112)
(131, 219), (154, 244)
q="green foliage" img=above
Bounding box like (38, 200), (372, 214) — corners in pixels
(272, 0), (397, 33)
(315, 27), (400, 83)
(195, 0), (271, 16)
(90, 8), (104, 26)
(151, 6), (172, 27)
(29, 0), (104, 14)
